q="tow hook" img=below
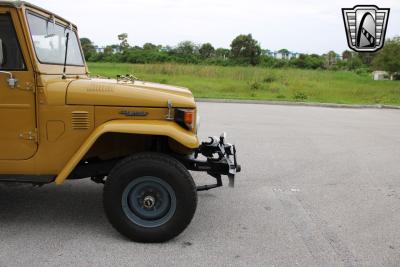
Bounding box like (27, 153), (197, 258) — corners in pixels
(183, 132), (241, 191)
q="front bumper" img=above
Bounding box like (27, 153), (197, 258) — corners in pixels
(182, 133), (241, 191)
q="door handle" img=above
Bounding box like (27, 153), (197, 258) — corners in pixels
(0, 71), (18, 89)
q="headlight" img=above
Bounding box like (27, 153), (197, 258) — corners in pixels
(174, 109), (195, 130)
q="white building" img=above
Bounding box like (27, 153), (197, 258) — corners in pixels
(94, 46), (121, 54)
(271, 51), (300, 60)
(372, 71), (393, 80)
(95, 46), (104, 53)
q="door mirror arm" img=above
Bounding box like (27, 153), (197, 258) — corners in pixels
(0, 71), (18, 89)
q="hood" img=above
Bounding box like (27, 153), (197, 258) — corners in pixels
(66, 78), (196, 108)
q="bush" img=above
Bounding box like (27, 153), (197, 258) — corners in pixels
(263, 74), (276, 83)
(249, 81), (261, 90)
(276, 94), (286, 99)
(355, 68), (370, 76)
(293, 91), (308, 100)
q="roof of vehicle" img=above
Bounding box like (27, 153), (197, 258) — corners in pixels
(1, 1), (48, 11)
(0, 1), (76, 28)
(0, 0), (21, 7)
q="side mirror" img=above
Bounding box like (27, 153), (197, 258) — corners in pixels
(0, 38), (4, 66)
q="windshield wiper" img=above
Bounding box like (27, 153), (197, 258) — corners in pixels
(62, 32), (70, 79)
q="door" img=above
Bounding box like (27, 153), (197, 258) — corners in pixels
(0, 10), (37, 160)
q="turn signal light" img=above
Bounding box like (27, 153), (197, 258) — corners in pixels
(175, 109), (195, 130)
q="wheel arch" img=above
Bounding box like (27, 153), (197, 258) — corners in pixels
(54, 120), (199, 185)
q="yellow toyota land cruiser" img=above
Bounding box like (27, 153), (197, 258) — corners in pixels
(0, 1), (240, 242)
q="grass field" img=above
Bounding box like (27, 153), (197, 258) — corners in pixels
(88, 62), (400, 106)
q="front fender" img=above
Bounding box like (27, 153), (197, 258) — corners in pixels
(54, 120), (199, 184)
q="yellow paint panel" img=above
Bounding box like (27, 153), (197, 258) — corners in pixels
(0, 8), (37, 160)
(46, 121), (65, 142)
(0, 3), (200, 182)
(67, 79), (196, 108)
(55, 120), (199, 184)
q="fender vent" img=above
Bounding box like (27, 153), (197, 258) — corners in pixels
(72, 111), (90, 130)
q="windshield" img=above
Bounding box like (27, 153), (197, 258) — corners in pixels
(26, 12), (84, 66)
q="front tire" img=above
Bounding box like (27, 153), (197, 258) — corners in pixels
(103, 153), (197, 243)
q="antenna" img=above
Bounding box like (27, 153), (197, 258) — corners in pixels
(62, 32), (70, 79)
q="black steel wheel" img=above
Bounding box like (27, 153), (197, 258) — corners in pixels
(103, 153), (197, 243)
(121, 176), (177, 228)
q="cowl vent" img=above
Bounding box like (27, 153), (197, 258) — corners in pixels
(71, 111), (90, 130)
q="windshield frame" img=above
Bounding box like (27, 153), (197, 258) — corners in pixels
(25, 10), (85, 67)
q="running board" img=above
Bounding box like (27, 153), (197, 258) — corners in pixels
(0, 175), (55, 184)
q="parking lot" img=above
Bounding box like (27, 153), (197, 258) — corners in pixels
(1, 102), (400, 266)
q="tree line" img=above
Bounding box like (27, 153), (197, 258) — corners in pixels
(80, 34), (400, 76)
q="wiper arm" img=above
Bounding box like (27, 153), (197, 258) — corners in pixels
(62, 32), (70, 79)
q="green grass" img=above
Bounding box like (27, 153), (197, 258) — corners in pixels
(88, 62), (400, 106)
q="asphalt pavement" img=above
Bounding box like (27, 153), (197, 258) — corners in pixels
(1, 102), (400, 266)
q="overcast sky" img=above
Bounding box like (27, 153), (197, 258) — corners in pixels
(28, 0), (400, 54)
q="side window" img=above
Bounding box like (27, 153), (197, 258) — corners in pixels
(0, 13), (26, 70)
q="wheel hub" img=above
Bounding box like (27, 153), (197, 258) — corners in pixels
(143, 195), (156, 209)
(121, 176), (177, 228)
